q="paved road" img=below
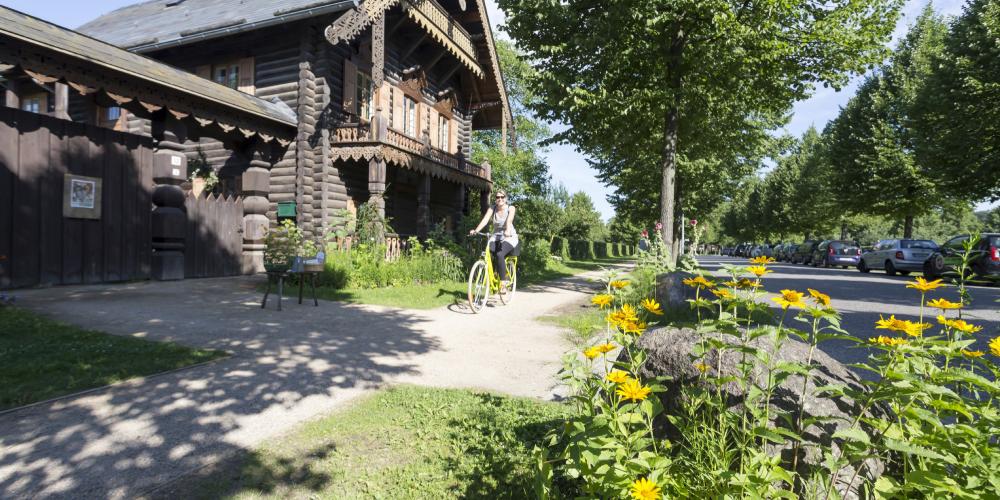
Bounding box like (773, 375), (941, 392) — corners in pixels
(699, 256), (1000, 368)
(0, 268), (621, 499)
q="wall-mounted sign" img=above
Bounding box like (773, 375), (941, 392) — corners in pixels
(63, 174), (102, 219)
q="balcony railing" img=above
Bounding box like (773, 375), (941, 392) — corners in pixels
(332, 121), (489, 181)
(402, 0), (478, 66)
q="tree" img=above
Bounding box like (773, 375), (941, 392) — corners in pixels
(912, 0), (1000, 202)
(498, 0), (902, 261)
(560, 191), (605, 241)
(825, 8), (947, 238)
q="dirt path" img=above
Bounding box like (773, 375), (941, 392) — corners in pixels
(0, 266), (624, 499)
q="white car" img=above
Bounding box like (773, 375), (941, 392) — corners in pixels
(859, 239), (938, 276)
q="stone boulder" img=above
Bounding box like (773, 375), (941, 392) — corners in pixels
(654, 271), (697, 312)
(626, 326), (883, 498)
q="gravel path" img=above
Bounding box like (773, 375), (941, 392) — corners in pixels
(0, 267), (620, 499)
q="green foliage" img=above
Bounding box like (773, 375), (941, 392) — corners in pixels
(568, 240), (596, 261)
(355, 199), (391, 245)
(263, 219), (319, 271)
(551, 236), (570, 261)
(911, 0), (1000, 202)
(560, 191), (605, 241)
(519, 239), (552, 281)
(542, 256), (1000, 498)
(339, 241), (463, 289)
(499, 0), (903, 253)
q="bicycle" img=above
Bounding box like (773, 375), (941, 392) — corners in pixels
(467, 232), (518, 313)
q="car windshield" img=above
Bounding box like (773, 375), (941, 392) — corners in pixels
(989, 235), (999, 247)
(901, 240), (937, 250)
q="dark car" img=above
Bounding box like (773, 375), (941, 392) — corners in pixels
(811, 240), (861, 268)
(924, 233), (1000, 280)
(791, 240), (820, 265)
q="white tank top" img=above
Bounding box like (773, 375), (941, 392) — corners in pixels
(492, 205), (518, 245)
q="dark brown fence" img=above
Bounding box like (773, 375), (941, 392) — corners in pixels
(184, 193), (244, 278)
(0, 107), (153, 289)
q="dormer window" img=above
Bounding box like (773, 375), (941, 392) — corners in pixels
(214, 63), (239, 90)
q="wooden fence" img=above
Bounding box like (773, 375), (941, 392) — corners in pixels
(328, 233), (409, 262)
(184, 193), (244, 278)
(0, 108), (153, 288)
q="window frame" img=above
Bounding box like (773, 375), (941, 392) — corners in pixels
(213, 62), (240, 90)
(438, 115), (450, 151)
(403, 96), (417, 137)
(356, 71), (375, 121)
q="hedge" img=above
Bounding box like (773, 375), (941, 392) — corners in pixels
(551, 237), (571, 261)
(569, 240), (596, 260)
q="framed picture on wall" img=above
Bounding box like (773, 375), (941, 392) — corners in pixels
(63, 174), (102, 219)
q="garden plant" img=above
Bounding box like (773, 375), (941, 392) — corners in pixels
(537, 242), (1000, 499)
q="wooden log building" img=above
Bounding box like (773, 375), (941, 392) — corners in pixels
(76, 0), (511, 239)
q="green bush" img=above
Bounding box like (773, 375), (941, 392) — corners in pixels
(569, 240), (596, 260)
(552, 237), (570, 261)
(519, 239), (551, 280)
(605, 242), (614, 258)
(594, 241), (608, 258)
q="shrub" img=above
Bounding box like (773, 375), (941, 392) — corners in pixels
(552, 237), (570, 261)
(519, 239), (551, 280)
(569, 240), (597, 260)
(594, 241), (608, 258)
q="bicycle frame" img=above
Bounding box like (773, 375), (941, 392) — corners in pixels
(477, 233), (517, 293)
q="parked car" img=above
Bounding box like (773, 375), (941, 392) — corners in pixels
(859, 239), (938, 276)
(751, 244), (773, 258)
(811, 240), (861, 268)
(775, 243), (792, 261)
(923, 233), (1000, 280)
(791, 240), (820, 265)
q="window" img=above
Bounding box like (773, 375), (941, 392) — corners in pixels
(21, 97), (41, 114)
(214, 63), (240, 90)
(105, 107), (121, 121)
(98, 106), (124, 130)
(403, 96), (417, 137)
(356, 71), (374, 121)
(438, 115), (449, 151)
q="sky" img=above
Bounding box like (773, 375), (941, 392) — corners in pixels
(4, 0), (990, 217)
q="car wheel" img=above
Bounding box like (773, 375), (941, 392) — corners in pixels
(924, 255), (944, 279)
(858, 260), (870, 273)
(885, 260), (897, 277)
(842, 265), (848, 269)
(899, 271), (910, 276)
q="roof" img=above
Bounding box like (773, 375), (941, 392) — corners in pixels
(0, 6), (297, 131)
(78, 0), (357, 52)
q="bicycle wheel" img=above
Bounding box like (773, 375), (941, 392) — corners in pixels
(499, 258), (518, 305)
(467, 260), (490, 313)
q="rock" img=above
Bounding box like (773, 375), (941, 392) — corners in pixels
(627, 326), (884, 499)
(654, 272), (697, 312)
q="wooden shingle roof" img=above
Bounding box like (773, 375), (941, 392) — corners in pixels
(79, 0), (357, 52)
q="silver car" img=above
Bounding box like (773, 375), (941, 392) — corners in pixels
(859, 239), (939, 276)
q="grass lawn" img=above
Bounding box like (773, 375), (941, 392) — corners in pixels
(0, 307), (226, 411)
(272, 256), (635, 310)
(179, 385), (570, 499)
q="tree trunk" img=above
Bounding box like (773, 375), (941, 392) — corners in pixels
(659, 27), (685, 264)
(840, 222), (847, 240)
(903, 215), (914, 238)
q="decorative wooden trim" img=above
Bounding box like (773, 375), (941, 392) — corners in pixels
(473, 0), (512, 131)
(400, 0), (483, 78)
(372, 13), (385, 88)
(324, 0), (398, 46)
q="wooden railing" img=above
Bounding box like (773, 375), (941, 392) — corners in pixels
(333, 122), (372, 142)
(327, 233), (409, 262)
(403, 0), (477, 61)
(386, 127), (424, 153)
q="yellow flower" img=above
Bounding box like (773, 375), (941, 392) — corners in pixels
(621, 320), (648, 335)
(682, 275), (715, 288)
(747, 265), (773, 278)
(630, 477), (661, 500)
(868, 335), (908, 347)
(734, 278), (762, 290)
(592, 294), (614, 309)
(807, 288), (831, 308)
(610, 280), (631, 290)
(694, 361), (710, 373)
(596, 342), (616, 354)
(927, 298), (962, 310)
(937, 315), (983, 334)
(616, 378), (652, 402)
(772, 289), (806, 309)
(876, 315), (931, 337)
(606, 370), (630, 384)
(583, 347), (601, 360)
(907, 277), (944, 293)
(620, 303), (639, 322)
(962, 349), (985, 358)
(711, 288), (734, 300)
(989, 337), (1000, 357)
(641, 298), (664, 315)
(749, 256), (776, 265)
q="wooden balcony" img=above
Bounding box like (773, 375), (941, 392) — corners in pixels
(401, 0), (481, 77)
(332, 121), (490, 182)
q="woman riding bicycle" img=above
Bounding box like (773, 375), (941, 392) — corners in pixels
(469, 189), (519, 291)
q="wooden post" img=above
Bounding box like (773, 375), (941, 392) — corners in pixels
(454, 182), (466, 223)
(479, 187), (489, 215)
(242, 142), (273, 274)
(53, 82), (69, 120)
(150, 111), (188, 280)
(3, 79), (18, 109)
(368, 157), (386, 218)
(417, 174), (431, 237)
